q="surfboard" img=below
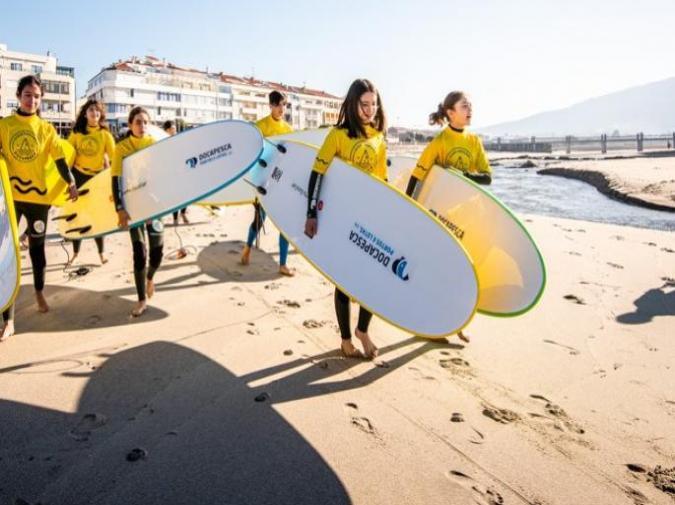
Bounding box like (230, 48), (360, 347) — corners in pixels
(388, 156), (546, 316)
(249, 140), (479, 338)
(0, 155), (20, 312)
(55, 120), (263, 239)
(198, 128), (331, 206)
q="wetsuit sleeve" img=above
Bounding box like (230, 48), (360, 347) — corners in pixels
(312, 128), (338, 175)
(55, 157), (75, 185)
(306, 170), (324, 218)
(112, 175), (124, 211)
(405, 175), (420, 197)
(412, 138), (438, 182)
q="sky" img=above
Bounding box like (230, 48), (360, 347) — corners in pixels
(1, 0), (674, 128)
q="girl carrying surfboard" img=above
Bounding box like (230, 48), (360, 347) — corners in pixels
(67, 99), (115, 266)
(304, 78), (387, 359)
(112, 107), (164, 318)
(0, 75), (79, 340)
(406, 91), (492, 343)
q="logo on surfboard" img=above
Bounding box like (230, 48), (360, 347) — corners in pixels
(349, 222), (410, 282)
(186, 143), (233, 169)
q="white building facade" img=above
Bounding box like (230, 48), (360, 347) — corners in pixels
(86, 56), (341, 133)
(0, 43), (76, 134)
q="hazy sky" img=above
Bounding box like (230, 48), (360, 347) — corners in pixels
(2, 0), (673, 128)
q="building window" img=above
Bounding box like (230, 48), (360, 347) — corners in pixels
(130, 88), (135, 98)
(31, 65), (43, 74)
(10, 62), (23, 71)
(7, 100), (18, 110)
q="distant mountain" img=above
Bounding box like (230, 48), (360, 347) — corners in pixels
(477, 77), (675, 137)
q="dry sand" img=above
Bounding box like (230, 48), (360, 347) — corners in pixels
(0, 191), (673, 504)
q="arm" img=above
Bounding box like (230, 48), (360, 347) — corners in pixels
(467, 137), (492, 185)
(111, 145), (130, 228)
(304, 170), (323, 238)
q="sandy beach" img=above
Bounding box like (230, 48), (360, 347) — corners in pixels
(0, 162), (674, 504)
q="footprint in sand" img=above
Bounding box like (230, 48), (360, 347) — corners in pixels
(607, 262), (624, 269)
(451, 412), (464, 423)
(530, 395), (585, 434)
(302, 319), (324, 329)
(69, 412), (108, 441)
(344, 403), (378, 436)
(644, 242), (657, 247)
(567, 251), (582, 256)
(661, 247), (675, 254)
(277, 299), (301, 308)
(440, 357), (470, 368)
(445, 470), (505, 504)
(563, 294), (586, 305)
(481, 404), (520, 424)
(408, 367), (437, 381)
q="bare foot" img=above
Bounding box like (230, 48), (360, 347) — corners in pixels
(0, 321), (15, 341)
(181, 214), (190, 225)
(146, 279), (155, 299)
(36, 291), (49, 313)
(457, 331), (470, 343)
(341, 340), (364, 358)
(131, 300), (147, 317)
(278, 265), (295, 277)
(99, 253), (108, 265)
(355, 329), (378, 358)
(240, 246), (251, 266)
(19, 234), (28, 251)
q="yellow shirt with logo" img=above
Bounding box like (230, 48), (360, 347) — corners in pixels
(255, 115), (293, 138)
(312, 125), (387, 181)
(412, 127), (491, 182)
(111, 135), (155, 178)
(0, 114), (67, 204)
(68, 126), (115, 175)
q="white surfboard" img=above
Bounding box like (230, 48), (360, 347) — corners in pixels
(55, 120), (263, 239)
(0, 156), (20, 312)
(388, 156), (546, 316)
(198, 128), (331, 206)
(249, 140), (479, 338)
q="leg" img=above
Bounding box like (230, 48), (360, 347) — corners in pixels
(146, 221), (164, 299)
(278, 234), (294, 276)
(335, 289), (363, 358)
(130, 226), (148, 316)
(355, 307), (378, 358)
(95, 236), (107, 264)
(241, 202), (264, 265)
(24, 204), (50, 313)
(180, 207), (189, 224)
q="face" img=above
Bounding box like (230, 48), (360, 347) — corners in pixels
(165, 125), (177, 136)
(357, 91), (378, 125)
(270, 100), (287, 120)
(86, 105), (101, 126)
(18, 83), (42, 114)
(130, 113), (149, 137)
(447, 96), (472, 128)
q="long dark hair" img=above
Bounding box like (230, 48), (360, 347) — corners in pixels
(336, 79), (387, 139)
(73, 99), (109, 134)
(126, 106), (150, 137)
(16, 75), (44, 115)
(429, 91), (466, 126)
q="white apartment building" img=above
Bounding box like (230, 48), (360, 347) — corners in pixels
(0, 43), (76, 134)
(86, 56), (341, 133)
